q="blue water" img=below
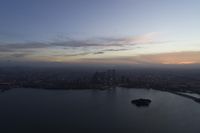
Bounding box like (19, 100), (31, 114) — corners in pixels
(0, 88), (200, 133)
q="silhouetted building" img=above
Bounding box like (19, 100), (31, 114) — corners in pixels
(92, 69), (116, 86)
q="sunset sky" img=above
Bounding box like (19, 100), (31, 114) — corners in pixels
(0, 0), (200, 65)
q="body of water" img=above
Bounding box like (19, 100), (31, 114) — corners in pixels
(0, 88), (200, 133)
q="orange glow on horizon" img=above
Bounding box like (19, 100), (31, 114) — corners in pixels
(161, 61), (197, 65)
(26, 51), (200, 65)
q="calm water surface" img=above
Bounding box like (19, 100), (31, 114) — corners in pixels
(0, 88), (200, 133)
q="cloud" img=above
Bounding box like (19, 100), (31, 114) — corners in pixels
(0, 42), (50, 52)
(104, 32), (159, 45)
(78, 51), (200, 65)
(92, 48), (129, 55)
(102, 48), (129, 52)
(9, 53), (30, 58)
(0, 32), (162, 61)
(0, 32), (159, 52)
(93, 52), (104, 55)
(61, 52), (90, 57)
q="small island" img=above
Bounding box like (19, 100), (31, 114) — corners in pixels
(131, 98), (151, 107)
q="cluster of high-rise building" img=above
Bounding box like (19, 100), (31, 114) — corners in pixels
(92, 69), (116, 86)
(1, 68), (200, 94)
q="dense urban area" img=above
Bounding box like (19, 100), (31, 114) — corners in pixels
(0, 67), (200, 94)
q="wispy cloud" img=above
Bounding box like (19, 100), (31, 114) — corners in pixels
(0, 32), (159, 51)
(0, 42), (50, 52)
(58, 52), (90, 57)
(0, 32), (163, 62)
(9, 53), (30, 58)
(78, 51), (200, 65)
(93, 52), (104, 55)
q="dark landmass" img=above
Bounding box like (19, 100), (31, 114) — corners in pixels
(0, 67), (200, 95)
(131, 98), (151, 107)
(167, 91), (200, 103)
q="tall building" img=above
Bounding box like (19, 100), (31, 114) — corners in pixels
(92, 69), (116, 86)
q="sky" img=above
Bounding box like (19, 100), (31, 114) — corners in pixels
(0, 0), (200, 66)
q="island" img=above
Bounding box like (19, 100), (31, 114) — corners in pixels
(131, 98), (151, 107)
